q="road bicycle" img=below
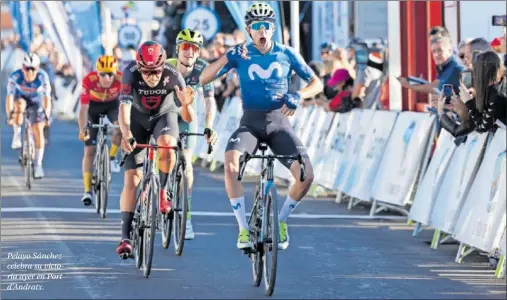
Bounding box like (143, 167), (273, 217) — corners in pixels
(17, 111), (35, 190)
(118, 129), (212, 278)
(237, 142), (306, 296)
(84, 114), (120, 218)
(161, 129), (213, 255)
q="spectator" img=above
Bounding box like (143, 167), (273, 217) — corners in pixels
(458, 38), (473, 61)
(349, 40), (384, 109)
(317, 68), (355, 113)
(491, 37), (505, 55)
(440, 50), (506, 137)
(398, 36), (465, 96)
(463, 37), (492, 68)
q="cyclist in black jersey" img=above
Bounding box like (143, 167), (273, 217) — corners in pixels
(115, 41), (195, 258)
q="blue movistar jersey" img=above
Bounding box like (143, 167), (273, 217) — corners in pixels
(218, 42), (315, 111)
(6, 69), (51, 105)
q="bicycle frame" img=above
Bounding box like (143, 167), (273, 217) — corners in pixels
(238, 146), (307, 243)
(86, 115), (120, 166)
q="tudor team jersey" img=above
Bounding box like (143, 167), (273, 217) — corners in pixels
(6, 69), (51, 105)
(119, 61), (186, 116)
(218, 42), (315, 111)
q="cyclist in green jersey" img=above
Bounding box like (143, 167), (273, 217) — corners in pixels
(167, 29), (218, 240)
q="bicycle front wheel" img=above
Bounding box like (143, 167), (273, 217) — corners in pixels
(143, 175), (158, 278)
(263, 184), (279, 296)
(173, 162), (188, 256)
(100, 143), (110, 218)
(250, 185), (263, 287)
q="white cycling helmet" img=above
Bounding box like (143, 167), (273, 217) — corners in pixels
(244, 2), (276, 25)
(23, 53), (41, 68)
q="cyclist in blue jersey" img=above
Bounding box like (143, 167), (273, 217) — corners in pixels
(200, 2), (323, 251)
(6, 53), (52, 179)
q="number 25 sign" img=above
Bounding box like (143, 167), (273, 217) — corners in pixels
(182, 6), (221, 41)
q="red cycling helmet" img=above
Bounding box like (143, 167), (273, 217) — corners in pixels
(136, 40), (167, 69)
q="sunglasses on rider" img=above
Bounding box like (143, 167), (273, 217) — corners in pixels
(139, 68), (163, 76)
(99, 72), (114, 77)
(250, 21), (274, 31)
(180, 42), (200, 52)
(23, 66), (37, 72)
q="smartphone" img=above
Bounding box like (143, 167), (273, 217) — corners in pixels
(461, 70), (473, 89)
(353, 43), (369, 65)
(492, 15), (506, 26)
(443, 84), (453, 104)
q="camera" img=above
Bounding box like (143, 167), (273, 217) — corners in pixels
(492, 15), (506, 26)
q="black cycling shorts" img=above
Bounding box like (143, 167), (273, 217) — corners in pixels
(85, 101), (119, 146)
(123, 109), (179, 171)
(225, 109), (308, 169)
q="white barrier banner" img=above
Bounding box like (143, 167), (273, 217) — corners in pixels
(499, 227), (506, 256)
(428, 132), (489, 233)
(331, 109), (363, 190)
(307, 109), (335, 163)
(453, 129), (506, 252)
(336, 109), (376, 192)
(314, 112), (346, 187)
(318, 109), (360, 190)
(212, 97), (243, 163)
(371, 112), (434, 206)
(409, 129), (456, 225)
(342, 111), (398, 201)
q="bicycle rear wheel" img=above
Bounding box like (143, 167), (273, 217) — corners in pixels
(100, 144), (110, 218)
(250, 185), (263, 287)
(263, 184), (279, 296)
(143, 175), (158, 278)
(172, 162), (188, 256)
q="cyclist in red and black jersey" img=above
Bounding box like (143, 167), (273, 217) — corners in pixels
(116, 41), (195, 258)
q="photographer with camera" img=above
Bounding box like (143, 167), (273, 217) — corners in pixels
(440, 50), (506, 137)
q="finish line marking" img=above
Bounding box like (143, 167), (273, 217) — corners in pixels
(1, 207), (406, 220)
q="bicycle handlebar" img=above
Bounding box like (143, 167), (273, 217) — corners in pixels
(119, 129), (215, 167)
(237, 152), (307, 182)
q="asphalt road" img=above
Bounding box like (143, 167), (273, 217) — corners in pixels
(1, 120), (505, 299)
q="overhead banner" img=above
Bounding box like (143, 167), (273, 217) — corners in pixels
(371, 112), (435, 207)
(453, 129), (506, 253)
(342, 110), (398, 201)
(9, 1), (33, 52)
(409, 129), (456, 225)
(428, 132), (489, 234)
(66, 1), (103, 63)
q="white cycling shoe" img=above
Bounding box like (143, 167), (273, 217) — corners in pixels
(11, 135), (22, 150)
(110, 159), (120, 173)
(185, 219), (195, 240)
(33, 165), (44, 179)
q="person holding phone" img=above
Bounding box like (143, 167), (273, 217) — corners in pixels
(439, 51), (506, 138)
(398, 36), (465, 108)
